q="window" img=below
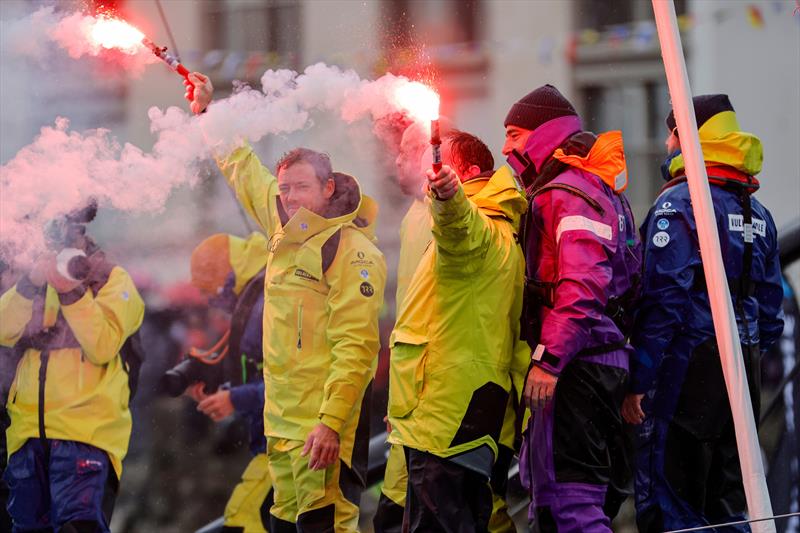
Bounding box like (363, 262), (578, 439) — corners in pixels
(380, 0), (489, 101)
(202, 0), (301, 78)
(383, 0), (483, 49)
(578, 82), (672, 219)
(573, 0), (687, 218)
(576, 0), (686, 31)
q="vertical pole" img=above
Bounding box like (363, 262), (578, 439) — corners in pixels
(650, 1), (775, 531)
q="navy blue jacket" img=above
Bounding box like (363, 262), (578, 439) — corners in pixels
(631, 179), (784, 394)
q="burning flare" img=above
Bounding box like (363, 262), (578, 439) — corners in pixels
(393, 81), (440, 123)
(88, 16), (144, 54)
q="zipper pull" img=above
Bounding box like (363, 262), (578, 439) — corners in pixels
(296, 302), (303, 350)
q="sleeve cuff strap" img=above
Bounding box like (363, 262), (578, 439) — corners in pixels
(319, 413), (345, 434)
(531, 344), (562, 373)
(58, 285), (88, 306)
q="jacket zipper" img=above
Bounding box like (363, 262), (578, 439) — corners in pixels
(78, 352), (84, 391)
(296, 301), (304, 350)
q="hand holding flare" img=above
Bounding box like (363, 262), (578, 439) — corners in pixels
(427, 165), (459, 201)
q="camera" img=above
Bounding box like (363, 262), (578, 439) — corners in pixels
(160, 355), (225, 397)
(45, 200), (98, 250)
(44, 200), (99, 282)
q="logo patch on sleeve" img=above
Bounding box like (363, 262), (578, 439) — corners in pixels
(654, 201), (678, 217)
(657, 218), (670, 230)
(359, 282), (375, 297)
(652, 231), (670, 248)
(350, 251), (375, 267)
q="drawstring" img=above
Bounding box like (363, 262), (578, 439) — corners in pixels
(188, 329), (230, 364)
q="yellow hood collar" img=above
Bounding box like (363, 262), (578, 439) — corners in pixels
(463, 167), (528, 226)
(669, 111), (763, 177)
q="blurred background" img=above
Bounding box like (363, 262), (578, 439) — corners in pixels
(1, 1), (799, 531)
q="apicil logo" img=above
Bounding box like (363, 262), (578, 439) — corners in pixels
(662, 201), (672, 209)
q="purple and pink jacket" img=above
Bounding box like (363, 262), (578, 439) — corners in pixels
(515, 114), (642, 529)
(516, 115), (641, 376)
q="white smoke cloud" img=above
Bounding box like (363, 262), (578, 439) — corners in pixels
(0, 59), (434, 265)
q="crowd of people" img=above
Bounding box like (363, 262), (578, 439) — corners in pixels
(0, 67), (786, 533)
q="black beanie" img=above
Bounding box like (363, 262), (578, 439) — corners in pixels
(666, 94), (734, 133)
(504, 84), (577, 131)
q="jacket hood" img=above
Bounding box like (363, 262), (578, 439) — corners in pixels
(281, 172), (378, 243)
(520, 115), (583, 172)
(463, 166), (528, 226)
(553, 130), (628, 193)
(668, 110), (763, 177)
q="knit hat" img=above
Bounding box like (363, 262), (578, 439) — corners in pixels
(504, 84), (578, 131)
(190, 234), (232, 295)
(666, 94), (734, 133)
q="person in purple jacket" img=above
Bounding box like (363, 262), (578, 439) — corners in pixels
(503, 85), (642, 532)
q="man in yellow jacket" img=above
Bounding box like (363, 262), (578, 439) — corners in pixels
(376, 128), (522, 533)
(0, 204), (144, 532)
(387, 129), (529, 531)
(187, 72), (386, 532)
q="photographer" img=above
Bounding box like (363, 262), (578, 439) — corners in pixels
(178, 232), (274, 533)
(0, 202), (144, 533)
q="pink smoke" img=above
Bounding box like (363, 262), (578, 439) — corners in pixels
(0, 62), (436, 265)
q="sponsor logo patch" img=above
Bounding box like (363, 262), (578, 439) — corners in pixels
(657, 218), (670, 230)
(360, 269), (369, 280)
(728, 214), (766, 238)
(652, 231), (670, 248)
(350, 250), (375, 267)
(654, 200), (678, 217)
(294, 269), (319, 282)
(359, 282), (375, 297)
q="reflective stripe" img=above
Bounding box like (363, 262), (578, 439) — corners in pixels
(555, 215), (613, 244)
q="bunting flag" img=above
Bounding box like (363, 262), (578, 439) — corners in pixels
(579, 29), (601, 45)
(747, 5), (766, 28)
(677, 14), (695, 32)
(632, 21), (657, 50)
(537, 36), (556, 65)
(565, 33), (578, 64)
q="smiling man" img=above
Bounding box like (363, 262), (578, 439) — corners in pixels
(186, 72), (387, 533)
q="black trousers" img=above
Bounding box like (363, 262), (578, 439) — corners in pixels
(637, 341), (761, 532)
(374, 493), (404, 533)
(403, 448), (492, 533)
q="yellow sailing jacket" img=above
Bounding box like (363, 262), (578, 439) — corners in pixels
(388, 167), (529, 459)
(0, 254), (144, 478)
(217, 145), (386, 473)
(395, 198), (432, 314)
